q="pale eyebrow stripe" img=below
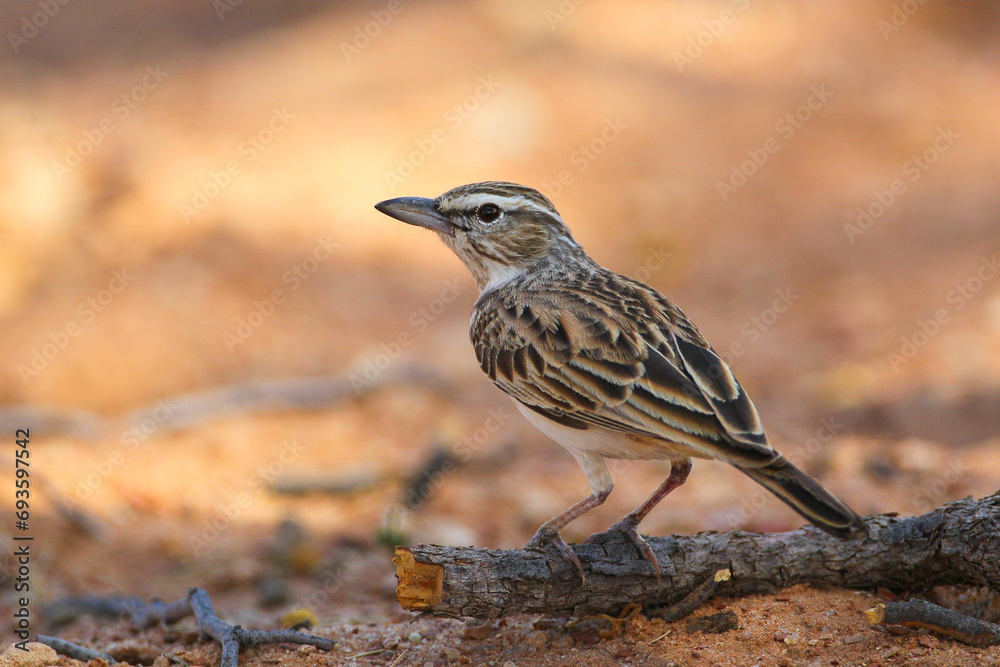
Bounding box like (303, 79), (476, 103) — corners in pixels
(444, 194), (561, 221)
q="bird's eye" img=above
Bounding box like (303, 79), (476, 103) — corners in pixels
(477, 203), (502, 223)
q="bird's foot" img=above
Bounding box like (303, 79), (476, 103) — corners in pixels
(526, 527), (586, 583)
(584, 519), (661, 581)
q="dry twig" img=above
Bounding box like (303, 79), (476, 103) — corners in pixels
(40, 588), (334, 667)
(866, 599), (1000, 647)
(36, 635), (114, 662)
(395, 491), (1000, 618)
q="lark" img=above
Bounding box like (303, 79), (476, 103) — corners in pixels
(376, 182), (865, 578)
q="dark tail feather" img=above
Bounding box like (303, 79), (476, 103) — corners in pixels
(736, 456), (865, 538)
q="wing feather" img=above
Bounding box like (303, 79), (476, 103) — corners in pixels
(471, 272), (776, 466)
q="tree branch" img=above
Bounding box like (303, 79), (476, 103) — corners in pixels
(40, 588), (334, 667)
(395, 491), (1000, 619)
(36, 636), (114, 662)
(866, 599), (1000, 647)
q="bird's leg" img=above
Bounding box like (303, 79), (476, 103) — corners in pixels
(585, 459), (693, 579)
(526, 452), (612, 582)
(526, 489), (610, 579)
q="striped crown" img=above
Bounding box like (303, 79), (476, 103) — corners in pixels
(434, 182), (588, 291)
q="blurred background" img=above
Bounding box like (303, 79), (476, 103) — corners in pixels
(2, 0), (999, 637)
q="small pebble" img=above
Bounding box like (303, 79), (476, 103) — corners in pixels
(463, 623), (494, 640)
(527, 630), (548, 647)
(179, 630), (203, 644)
(741, 630), (753, 640)
(842, 633), (866, 645)
(502, 662), (518, 667)
(444, 647), (461, 660)
(882, 646), (901, 659)
(783, 633), (800, 645)
(773, 631), (790, 642)
(571, 629), (602, 645)
(918, 635), (940, 649)
(408, 631), (423, 643)
(807, 639), (819, 646)
(0, 642), (59, 667)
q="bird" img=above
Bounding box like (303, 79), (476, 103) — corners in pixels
(375, 181), (865, 579)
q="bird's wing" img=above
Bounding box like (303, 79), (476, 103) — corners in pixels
(472, 275), (777, 466)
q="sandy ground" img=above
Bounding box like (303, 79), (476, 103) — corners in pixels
(1, 1), (1000, 665)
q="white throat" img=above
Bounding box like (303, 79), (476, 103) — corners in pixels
(481, 261), (527, 293)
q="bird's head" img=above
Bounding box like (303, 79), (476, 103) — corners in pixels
(375, 182), (587, 291)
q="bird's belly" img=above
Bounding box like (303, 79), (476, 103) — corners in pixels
(514, 401), (703, 462)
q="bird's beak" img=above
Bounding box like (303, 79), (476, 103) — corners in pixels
(374, 197), (455, 236)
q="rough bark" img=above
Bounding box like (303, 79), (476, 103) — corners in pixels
(394, 491), (1000, 619)
(866, 600), (1000, 647)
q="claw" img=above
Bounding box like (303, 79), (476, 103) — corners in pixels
(526, 528), (586, 583)
(586, 520), (662, 582)
(622, 526), (661, 581)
